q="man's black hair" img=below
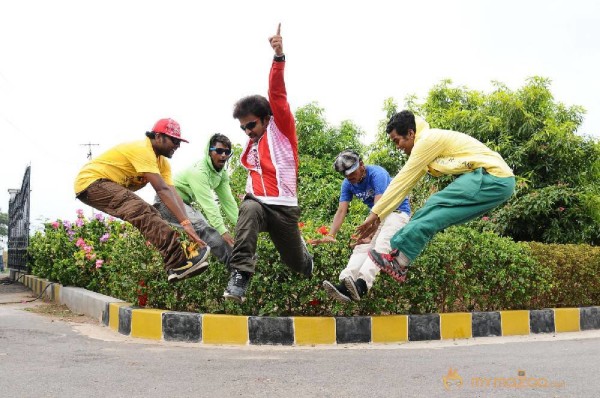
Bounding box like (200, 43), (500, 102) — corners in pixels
(145, 131), (157, 139)
(386, 110), (416, 136)
(209, 133), (232, 149)
(233, 95), (272, 120)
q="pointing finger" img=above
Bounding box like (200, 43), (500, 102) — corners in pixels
(276, 23), (281, 36)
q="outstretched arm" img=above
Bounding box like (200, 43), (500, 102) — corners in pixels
(308, 201), (349, 245)
(145, 172), (207, 248)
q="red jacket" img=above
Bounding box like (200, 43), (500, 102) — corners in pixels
(240, 60), (299, 206)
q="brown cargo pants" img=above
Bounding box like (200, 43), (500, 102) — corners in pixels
(76, 180), (186, 270)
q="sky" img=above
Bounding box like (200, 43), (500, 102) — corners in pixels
(1, 0), (599, 233)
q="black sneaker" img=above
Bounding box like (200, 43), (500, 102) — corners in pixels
(323, 280), (352, 303)
(167, 246), (211, 284)
(343, 276), (368, 301)
(369, 249), (408, 283)
(223, 269), (251, 303)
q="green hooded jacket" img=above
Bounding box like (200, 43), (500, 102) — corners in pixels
(173, 141), (239, 235)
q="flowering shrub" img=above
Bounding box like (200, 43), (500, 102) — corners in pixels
(28, 210), (553, 316)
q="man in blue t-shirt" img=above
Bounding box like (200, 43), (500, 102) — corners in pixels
(309, 150), (411, 301)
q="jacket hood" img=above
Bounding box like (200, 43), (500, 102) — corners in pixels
(203, 139), (227, 174)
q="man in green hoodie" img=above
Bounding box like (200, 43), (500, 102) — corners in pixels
(154, 133), (238, 266)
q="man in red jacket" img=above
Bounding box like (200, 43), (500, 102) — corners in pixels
(224, 24), (313, 303)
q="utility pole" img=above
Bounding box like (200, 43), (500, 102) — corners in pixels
(80, 142), (100, 160)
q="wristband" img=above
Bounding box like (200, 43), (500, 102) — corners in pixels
(274, 53), (286, 62)
(180, 219), (191, 226)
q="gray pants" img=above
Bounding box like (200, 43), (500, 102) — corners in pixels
(153, 198), (232, 266)
(229, 194), (313, 276)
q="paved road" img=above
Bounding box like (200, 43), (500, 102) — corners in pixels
(1, 282), (599, 397)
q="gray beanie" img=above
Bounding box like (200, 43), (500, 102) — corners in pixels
(333, 150), (361, 175)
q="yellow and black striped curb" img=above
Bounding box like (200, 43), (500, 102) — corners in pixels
(20, 273), (600, 346)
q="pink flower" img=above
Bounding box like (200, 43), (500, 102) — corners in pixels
(95, 259), (104, 269)
(51, 221), (60, 229)
(86, 253), (96, 261)
(99, 233), (110, 243)
(76, 209), (85, 218)
(63, 220), (72, 229)
(95, 213), (104, 221)
(75, 218), (84, 227)
(558, 207), (565, 212)
(75, 238), (85, 247)
(108, 216), (116, 222)
(481, 216), (490, 221)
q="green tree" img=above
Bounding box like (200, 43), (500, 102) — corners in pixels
(0, 211), (8, 239)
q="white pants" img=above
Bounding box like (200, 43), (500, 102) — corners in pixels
(338, 211), (410, 289)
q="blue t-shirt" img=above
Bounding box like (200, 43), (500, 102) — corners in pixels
(339, 165), (411, 215)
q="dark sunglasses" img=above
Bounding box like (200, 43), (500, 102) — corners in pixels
(240, 119), (259, 131)
(165, 135), (182, 145)
(210, 147), (232, 156)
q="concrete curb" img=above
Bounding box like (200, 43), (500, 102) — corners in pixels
(18, 272), (600, 346)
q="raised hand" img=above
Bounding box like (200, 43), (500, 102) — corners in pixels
(268, 23), (283, 56)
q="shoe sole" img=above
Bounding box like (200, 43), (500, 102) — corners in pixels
(197, 246), (211, 263)
(323, 280), (351, 303)
(223, 292), (246, 303)
(368, 252), (407, 283)
(168, 261), (209, 284)
(342, 276), (361, 301)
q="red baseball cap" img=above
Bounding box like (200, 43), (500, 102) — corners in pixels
(151, 118), (189, 143)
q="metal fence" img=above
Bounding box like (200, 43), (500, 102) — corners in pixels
(8, 166), (31, 273)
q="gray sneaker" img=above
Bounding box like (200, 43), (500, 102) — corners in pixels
(223, 269), (251, 303)
(323, 280), (351, 303)
(343, 276), (368, 301)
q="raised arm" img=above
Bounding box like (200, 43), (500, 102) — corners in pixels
(268, 23), (295, 139)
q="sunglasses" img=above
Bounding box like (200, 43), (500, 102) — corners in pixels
(210, 147), (232, 156)
(240, 119), (259, 132)
(165, 135), (182, 146)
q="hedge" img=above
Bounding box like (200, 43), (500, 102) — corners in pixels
(31, 211), (596, 315)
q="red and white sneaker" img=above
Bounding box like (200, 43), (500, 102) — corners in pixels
(368, 249), (408, 283)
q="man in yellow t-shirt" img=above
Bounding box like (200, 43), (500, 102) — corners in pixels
(74, 118), (211, 283)
(356, 110), (515, 283)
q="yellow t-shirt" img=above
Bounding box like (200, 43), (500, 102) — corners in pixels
(372, 117), (514, 219)
(74, 137), (173, 194)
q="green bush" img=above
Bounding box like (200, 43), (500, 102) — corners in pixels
(392, 226), (550, 314)
(29, 212), (554, 315)
(527, 242), (600, 308)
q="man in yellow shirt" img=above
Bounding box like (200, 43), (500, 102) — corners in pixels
(356, 110), (515, 283)
(74, 118), (210, 283)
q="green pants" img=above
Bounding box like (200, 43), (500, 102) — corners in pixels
(390, 168), (515, 262)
